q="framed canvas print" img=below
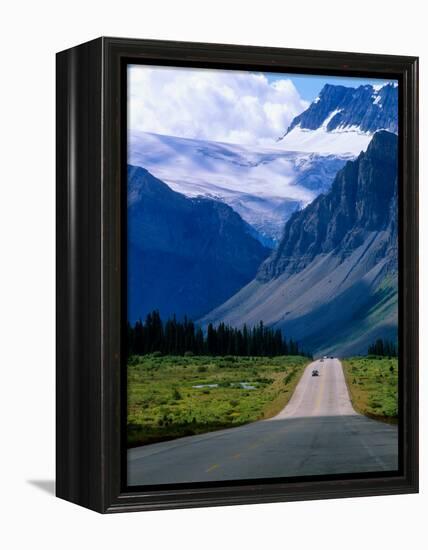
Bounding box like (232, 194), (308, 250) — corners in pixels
(56, 37), (418, 513)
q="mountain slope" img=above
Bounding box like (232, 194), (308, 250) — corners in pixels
(278, 83), (398, 155)
(200, 131), (398, 356)
(127, 165), (270, 322)
(129, 130), (350, 244)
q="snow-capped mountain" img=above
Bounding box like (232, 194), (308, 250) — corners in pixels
(200, 131), (398, 356)
(127, 164), (270, 322)
(277, 82), (398, 155)
(128, 130), (350, 244)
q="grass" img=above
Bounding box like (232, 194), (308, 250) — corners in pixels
(342, 356), (398, 422)
(315, 276), (397, 357)
(127, 354), (309, 447)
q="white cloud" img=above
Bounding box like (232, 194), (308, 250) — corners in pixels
(128, 65), (308, 146)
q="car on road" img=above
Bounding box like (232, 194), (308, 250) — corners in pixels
(312, 369), (319, 377)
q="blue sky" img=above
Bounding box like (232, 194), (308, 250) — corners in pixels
(266, 73), (396, 102)
(128, 65), (397, 146)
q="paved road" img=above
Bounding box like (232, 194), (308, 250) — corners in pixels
(128, 358), (398, 486)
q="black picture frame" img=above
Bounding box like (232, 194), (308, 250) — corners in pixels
(56, 37), (419, 513)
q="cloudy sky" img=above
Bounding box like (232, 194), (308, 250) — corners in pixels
(128, 65), (392, 147)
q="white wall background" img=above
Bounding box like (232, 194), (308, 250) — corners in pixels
(0, 1), (425, 548)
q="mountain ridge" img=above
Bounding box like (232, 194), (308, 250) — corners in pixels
(285, 83), (398, 135)
(128, 130), (350, 243)
(259, 130), (398, 281)
(277, 83), (398, 155)
(200, 131), (398, 356)
(127, 164), (270, 322)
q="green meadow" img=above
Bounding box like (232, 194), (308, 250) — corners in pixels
(127, 354), (309, 447)
(343, 356), (398, 422)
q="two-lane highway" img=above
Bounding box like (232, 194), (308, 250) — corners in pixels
(273, 357), (356, 419)
(128, 358), (398, 486)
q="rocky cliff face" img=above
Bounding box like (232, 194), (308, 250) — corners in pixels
(259, 130), (398, 281)
(200, 131), (398, 356)
(283, 83), (398, 136)
(277, 83), (398, 155)
(127, 165), (270, 322)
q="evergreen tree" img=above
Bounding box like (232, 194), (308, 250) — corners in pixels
(128, 311), (309, 358)
(368, 338), (398, 357)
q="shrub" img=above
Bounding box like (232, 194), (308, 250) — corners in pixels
(283, 373), (293, 385)
(257, 377), (274, 385)
(184, 350), (194, 357)
(151, 351), (162, 358)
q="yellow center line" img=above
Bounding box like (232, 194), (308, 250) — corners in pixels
(313, 363), (327, 415)
(204, 368), (307, 472)
(232, 420), (295, 456)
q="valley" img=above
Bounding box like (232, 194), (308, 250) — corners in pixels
(128, 82), (399, 357)
(127, 354), (309, 447)
(126, 75), (400, 484)
(128, 356), (398, 485)
(128, 129), (350, 244)
(200, 131), (398, 356)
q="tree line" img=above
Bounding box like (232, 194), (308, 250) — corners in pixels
(127, 310), (308, 357)
(367, 338), (398, 357)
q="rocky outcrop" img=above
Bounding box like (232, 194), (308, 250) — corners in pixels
(200, 131), (398, 356)
(127, 165), (270, 322)
(281, 83), (398, 137)
(259, 130), (398, 281)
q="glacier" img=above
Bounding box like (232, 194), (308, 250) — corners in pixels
(128, 130), (350, 244)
